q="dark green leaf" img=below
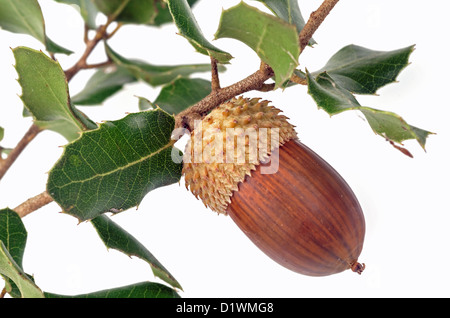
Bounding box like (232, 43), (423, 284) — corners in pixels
(92, 0), (158, 24)
(215, 2), (299, 88)
(91, 215), (182, 290)
(47, 109), (183, 222)
(71, 66), (136, 105)
(255, 0), (315, 45)
(307, 71), (433, 150)
(152, 77), (211, 114)
(13, 47), (96, 141)
(45, 281), (180, 298)
(0, 209), (27, 268)
(54, 0), (99, 29)
(0, 0), (72, 54)
(0, 126), (4, 142)
(106, 44), (211, 86)
(167, 0), (232, 64)
(313, 44), (415, 95)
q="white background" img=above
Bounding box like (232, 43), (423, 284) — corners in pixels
(0, 0), (449, 298)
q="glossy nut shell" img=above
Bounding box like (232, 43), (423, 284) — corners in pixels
(227, 139), (366, 276)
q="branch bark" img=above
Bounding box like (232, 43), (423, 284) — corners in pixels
(175, 0), (340, 133)
(0, 124), (41, 181)
(3, 0), (341, 219)
(64, 21), (118, 82)
(174, 62), (274, 132)
(14, 191), (53, 218)
(299, 0), (340, 52)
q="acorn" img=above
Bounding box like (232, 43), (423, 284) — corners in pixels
(182, 96), (365, 276)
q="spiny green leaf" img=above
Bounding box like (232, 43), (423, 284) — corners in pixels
(306, 71), (433, 152)
(215, 1), (299, 88)
(360, 107), (432, 150)
(45, 281), (180, 298)
(46, 109), (183, 222)
(91, 215), (182, 290)
(13, 47), (96, 141)
(106, 44), (212, 86)
(151, 77), (212, 115)
(313, 44), (415, 95)
(54, 0), (99, 29)
(71, 66), (136, 106)
(167, 0), (232, 64)
(254, 0), (315, 45)
(0, 0), (72, 54)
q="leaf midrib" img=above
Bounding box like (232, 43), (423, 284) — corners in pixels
(25, 55), (84, 131)
(56, 140), (174, 188)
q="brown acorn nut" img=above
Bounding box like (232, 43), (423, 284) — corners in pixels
(182, 96), (365, 276)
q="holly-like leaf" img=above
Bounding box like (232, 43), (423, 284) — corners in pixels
(0, 126), (4, 142)
(306, 71), (433, 151)
(47, 109), (183, 222)
(151, 77), (212, 114)
(71, 66), (136, 106)
(13, 47), (96, 141)
(91, 215), (182, 290)
(313, 44), (416, 95)
(0, 0), (72, 54)
(167, 0), (232, 64)
(54, 0), (99, 29)
(215, 2), (299, 88)
(45, 281), (180, 298)
(106, 44), (211, 86)
(255, 0), (315, 45)
(92, 0), (158, 24)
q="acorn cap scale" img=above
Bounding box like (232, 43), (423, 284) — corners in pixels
(183, 96), (366, 276)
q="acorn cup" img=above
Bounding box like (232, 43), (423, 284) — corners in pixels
(182, 96), (365, 276)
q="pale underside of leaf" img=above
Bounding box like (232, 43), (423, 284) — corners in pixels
(214, 1), (299, 88)
(0, 242), (44, 298)
(106, 44), (212, 86)
(167, 0), (232, 64)
(255, 0), (315, 45)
